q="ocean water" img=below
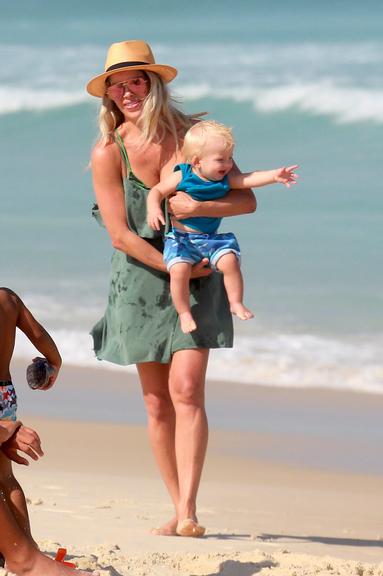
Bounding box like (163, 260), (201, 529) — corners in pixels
(1, 0), (382, 394)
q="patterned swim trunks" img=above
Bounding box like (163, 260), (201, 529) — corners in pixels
(164, 229), (241, 271)
(0, 381), (17, 421)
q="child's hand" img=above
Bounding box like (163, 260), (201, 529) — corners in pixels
(1, 425), (44, 465)
(147, 208), (166, 231)
(42, 358), (61, 390)
(274, 165), (299, 187)
(28, 356), (61, 391)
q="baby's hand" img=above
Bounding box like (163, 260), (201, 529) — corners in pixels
(147, 208), (166, 231)
(274, 165), (299, 187)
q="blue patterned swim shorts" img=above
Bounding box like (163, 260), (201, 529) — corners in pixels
(164, 229), (241, 271)
(0, 382), (17, 421)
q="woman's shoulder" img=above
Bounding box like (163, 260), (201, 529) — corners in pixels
(91, 137), (120, 167)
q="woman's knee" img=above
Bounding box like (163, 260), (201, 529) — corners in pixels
(143, 391), (174, 422)
(170, 377), (205, 408)
(169, 349), (208, 408)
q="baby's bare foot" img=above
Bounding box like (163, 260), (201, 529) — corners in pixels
(179, 312), (197, 333)
(230, 303), (254, 320)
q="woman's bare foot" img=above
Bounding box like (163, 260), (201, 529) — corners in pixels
(7, 548), (99, 576)
(179, 312), (197, 333)
(151, 516), (178, 536)
(230, 302), (254, 320)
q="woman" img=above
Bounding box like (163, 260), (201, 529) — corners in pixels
(87, 40), (256, 537)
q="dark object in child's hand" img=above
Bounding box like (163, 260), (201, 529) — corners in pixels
(26, 358), (54, 390)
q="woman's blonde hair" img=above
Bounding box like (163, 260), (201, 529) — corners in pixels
(182, 120), (235, 162)
(97, 71), (200, 149)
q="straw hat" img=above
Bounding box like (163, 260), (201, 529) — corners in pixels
(86, 40), (177, 97)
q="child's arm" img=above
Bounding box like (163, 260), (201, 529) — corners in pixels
(147, 171), (183, 230)
(0, 421), (22, 444)
(17, 302), (62, 389)
(228, 165), (299, 190)
(1, 424), (44, 465)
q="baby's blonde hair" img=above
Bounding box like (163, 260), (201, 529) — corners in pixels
(182, 120), (234, 162)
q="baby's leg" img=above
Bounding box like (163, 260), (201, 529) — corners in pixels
(169, 263), (197, 333)
(0, 451), (33, 539)
(215, 253), (253, 320)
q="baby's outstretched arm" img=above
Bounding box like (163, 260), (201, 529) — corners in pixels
(229, 164), (299, 189)
(147, 171), (182, 230)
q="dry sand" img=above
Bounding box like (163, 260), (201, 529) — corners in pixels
(2, 362), (383, 575)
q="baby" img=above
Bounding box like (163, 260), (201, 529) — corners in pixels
(147, 120), (298, 333)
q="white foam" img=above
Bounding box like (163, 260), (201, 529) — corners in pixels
(1, 41), (383, 123)
(180, 82), (383, 124)
(0, 87), (88, 115)
(12, 328), (383, 394)
(207, 333), (383, 393)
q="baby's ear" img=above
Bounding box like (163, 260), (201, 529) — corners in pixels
(191, 155), (200, 167)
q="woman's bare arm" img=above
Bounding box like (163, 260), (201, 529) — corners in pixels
(92, 143), (211, 278)
(168, 188), (256, 220)
(92, 142), (167, 272)
(168, 161), (257, 220)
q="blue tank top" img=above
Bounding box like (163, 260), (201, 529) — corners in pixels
(174, 163), (230, 234)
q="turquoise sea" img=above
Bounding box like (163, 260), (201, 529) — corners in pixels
(1, 0), (382, 393)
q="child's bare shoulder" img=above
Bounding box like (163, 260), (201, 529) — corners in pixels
(0, 287), (21, 309)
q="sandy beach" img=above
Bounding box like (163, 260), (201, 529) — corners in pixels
(1, 361), (382, 575)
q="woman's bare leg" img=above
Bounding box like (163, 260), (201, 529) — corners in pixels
(168, 348), (209, 529)
(169, 263), (197, 333)
(137, 362), (179, 535)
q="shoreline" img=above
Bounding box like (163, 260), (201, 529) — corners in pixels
(11, 359), (383, 475)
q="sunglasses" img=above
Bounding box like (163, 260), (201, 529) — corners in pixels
(106, 77), (149, 99)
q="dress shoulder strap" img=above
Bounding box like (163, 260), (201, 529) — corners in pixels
(113, 130), (132, 175)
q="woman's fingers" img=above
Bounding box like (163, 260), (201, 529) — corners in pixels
(191, 259), (212, 278)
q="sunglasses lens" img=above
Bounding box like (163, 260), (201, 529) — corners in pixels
(106, 78), (147, 98)
(107, 84), (122, 98)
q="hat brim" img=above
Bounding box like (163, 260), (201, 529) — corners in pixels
(86, 64), (178, 97)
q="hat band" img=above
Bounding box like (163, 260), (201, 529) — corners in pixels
(106, 61), (149, 73)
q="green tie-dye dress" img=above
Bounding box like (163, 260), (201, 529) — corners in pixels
(91, 131), (233, 365)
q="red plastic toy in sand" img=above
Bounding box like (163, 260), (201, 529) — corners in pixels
(55, 548), (76, 568)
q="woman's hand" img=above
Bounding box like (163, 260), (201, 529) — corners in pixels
(168, 192), (200, 221)
(190, 258), (212, 279)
